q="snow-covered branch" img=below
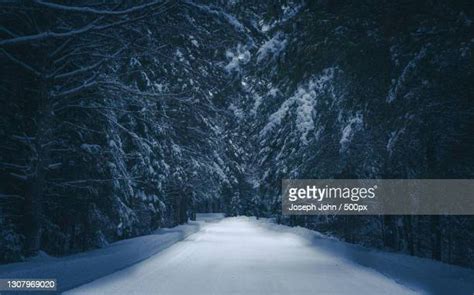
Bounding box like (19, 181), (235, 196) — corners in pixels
(0, 21), (98, 46)
(52, 73), (99, 97)
(0, 7), (161, 47)
(34, 0), (167, 16)
(52, 47), (124, 80)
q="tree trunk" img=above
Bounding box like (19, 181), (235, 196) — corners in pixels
(26, 81), (52, 255)
(25, 82), (51, 256)
(25, 168), (45, 255)
(431, 215), (442, 260)
(383, 215), (395, 249)
(405, 216), (415, 255)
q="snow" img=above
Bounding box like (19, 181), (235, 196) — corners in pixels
(259, 220), (474, 295)
(185, 0), (245, 33)
(25, 251), (57, 263)
(171, 143), (182, 155)
(268, 87), (279, 97)
(189, 35), (199, 47)
(339, 112), (364, 152)
(256, 32), (287, 63)
(175, 49), (185, 63)
(251, 93), (262, 115)
(387, 47), (427, 103)
(387, 127), (405, 155)
(258, 3), (303, 33)
(62, 217), (474, 295)
(228, 103), (244, 120)
(224, 44), (251, 73)
(260, 97), (294, 137)
(260, 68), (336, 144)
(2, 216), (473, 294)
(212, 162), (228, 183)
(0, 217), (218, 292)
(294, 85), (317, 144)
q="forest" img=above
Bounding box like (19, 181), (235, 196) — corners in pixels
(1, 0), (473, 269)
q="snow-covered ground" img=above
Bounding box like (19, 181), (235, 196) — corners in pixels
(2, 216), (473, 294)
(0, 214), (224, 292)
(66, 217), (474, 295)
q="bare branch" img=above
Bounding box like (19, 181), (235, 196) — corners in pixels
(0, 2), (173, 46)
(0, 194), (25, 200)
(52, 73), (99, 97)
(52, 46), (124, 80)
(1, 48), (41, 76)
(0, 21), (98, 46)
(34, 0), (166, 16)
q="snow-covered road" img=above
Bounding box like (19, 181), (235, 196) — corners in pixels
(67, 217), (419, 294)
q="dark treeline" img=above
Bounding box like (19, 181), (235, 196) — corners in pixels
(0, 0), (250, 262)
(231, 0), (474, 267)
(1, 0), (474, 269)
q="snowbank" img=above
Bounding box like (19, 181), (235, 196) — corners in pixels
(0, 215), (223, 292)
(67, 216), (418, 295)
(255, 218), (474, 295)
(3, 215), (472, 295)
